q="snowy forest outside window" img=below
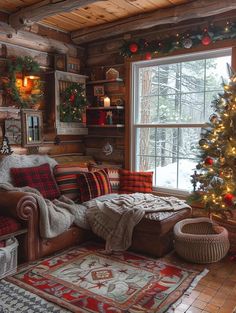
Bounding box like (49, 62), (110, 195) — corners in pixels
(132, 49), (231, 193)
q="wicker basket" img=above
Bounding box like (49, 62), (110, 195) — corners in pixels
(0, 237), (18, 279)
(174, 217), (230, 264)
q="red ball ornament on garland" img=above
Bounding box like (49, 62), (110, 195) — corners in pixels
(69, 94), (75, 102)
(201, 32), (212, 46)
(129, 43), (138, 53)
(205, 157), (214, 166)
(145, 52), (152, 60)
(224, 193), (234, 205)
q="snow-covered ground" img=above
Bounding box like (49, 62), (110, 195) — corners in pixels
(151, 159), (197, 191)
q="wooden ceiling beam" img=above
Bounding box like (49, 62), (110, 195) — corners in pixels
(0, 21), (78, 56)
(71, 0), (236, 44)
(9, 0), (107, 30)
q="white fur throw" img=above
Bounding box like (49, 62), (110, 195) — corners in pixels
(0, 154), (58, 184)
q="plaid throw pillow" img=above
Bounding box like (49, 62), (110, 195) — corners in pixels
(77, 169), (112, 202)
(54, 164), (88, 201)
(0, 216), (21, 236)
(11, 163), (60, 200)
(119, 169), (153, 193)
(89, 165), (120, 192)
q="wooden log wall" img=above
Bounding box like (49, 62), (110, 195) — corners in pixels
(0, 24), (86, 156)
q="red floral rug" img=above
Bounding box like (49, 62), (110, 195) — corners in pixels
(8, 243), (207, 313)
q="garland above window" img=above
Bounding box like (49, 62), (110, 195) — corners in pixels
(120, 21), (236, 60)
(3, 56), (43, 108)
(60, 82), (87, 123)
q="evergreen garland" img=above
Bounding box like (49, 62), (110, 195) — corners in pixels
(60, 82), (87, 122)
(120, 21), (236, 59)
(3, 56), (43, 108)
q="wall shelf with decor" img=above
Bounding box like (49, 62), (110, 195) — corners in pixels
(87, 124), (125, 128)
(87, 78), (124, 85)
(86, 106), (124, 127)
(86, 106), (124, 110)
(85, 69), (125, 165)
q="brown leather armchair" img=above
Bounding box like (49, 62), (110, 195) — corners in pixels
(0, 190), (92, 262)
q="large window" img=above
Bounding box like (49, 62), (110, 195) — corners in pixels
(131, 49), (231, 194)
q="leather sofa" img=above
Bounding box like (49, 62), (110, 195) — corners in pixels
(0, 154), (192, 262)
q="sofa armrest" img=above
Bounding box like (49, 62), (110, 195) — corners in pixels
(0, 190), (40, 261)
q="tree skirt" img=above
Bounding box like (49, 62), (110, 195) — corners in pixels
(7, 243), (208, 313)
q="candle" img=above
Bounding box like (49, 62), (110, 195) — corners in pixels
(104, 95), (110, 107)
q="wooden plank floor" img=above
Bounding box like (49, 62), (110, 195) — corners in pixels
(169, 253), (236, 313)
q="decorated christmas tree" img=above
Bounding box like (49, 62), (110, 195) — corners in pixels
(191, 65), (236, 215)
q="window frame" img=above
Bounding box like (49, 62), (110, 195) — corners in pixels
(130, 48), (232, 196)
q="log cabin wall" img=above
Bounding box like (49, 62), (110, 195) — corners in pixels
(84, 11), (236, 168)
(0, 19), (86, 156)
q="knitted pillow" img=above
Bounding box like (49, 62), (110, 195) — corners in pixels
(119, 169), (153, 193)
(54, 164), (88, 201)
(11, 163), (60, 200)
(89, 165), (120, 192)
(77, 169), (112, 203)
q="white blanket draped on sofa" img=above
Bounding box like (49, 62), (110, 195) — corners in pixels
(0, 183), (90, 238)
(84, 193), (191, 252)
(0, 183), (191, 252)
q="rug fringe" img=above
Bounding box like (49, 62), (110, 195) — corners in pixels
(166, 268), (209, 312)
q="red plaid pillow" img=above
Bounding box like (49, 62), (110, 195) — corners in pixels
(77, 169), (112, 203)
(119, 169), (153, 193)
(11, 163), (60, 200)
(0, 216), (21, 236)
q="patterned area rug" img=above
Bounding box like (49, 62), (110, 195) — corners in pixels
(7, 243), (207, 313)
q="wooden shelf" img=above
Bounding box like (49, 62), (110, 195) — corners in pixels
(85, 134), (123, 138)
(86, 106), (124, 110)
(0, 228), (28, 241)
(87, 78), (123, 85)
(87, 124), (124, 128)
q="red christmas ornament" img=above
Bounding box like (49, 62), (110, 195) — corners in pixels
(201, 33), (212, 46)
(69, 94), (75, 102)
(224, 193), (234, 205)
(129, 43), (138, 53)
(204, 157), (214, 166)
(145, 52), (152, 60)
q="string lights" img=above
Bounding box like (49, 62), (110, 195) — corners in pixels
(120, 20), (236, 59)
(191, 65), (236, 214)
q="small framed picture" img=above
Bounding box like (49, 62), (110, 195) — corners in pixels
(54, 54), (67, 71)
(5, 119), (22, 145)
(93, 85), (104, 96)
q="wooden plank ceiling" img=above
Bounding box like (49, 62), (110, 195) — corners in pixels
(1, 0), (236, 44)
(0, 0), (189, 32)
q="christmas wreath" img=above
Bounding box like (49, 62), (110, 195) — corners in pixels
(3, 56), (43, 108)
(60, 82), (87, 122)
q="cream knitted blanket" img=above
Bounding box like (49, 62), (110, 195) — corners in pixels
(0, 183), (89, 238)
(85, 193), (191, 252)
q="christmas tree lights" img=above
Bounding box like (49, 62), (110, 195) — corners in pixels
(191, 65), (236, 214)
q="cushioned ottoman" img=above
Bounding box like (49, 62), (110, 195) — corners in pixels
(130, 208), (192, 257)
